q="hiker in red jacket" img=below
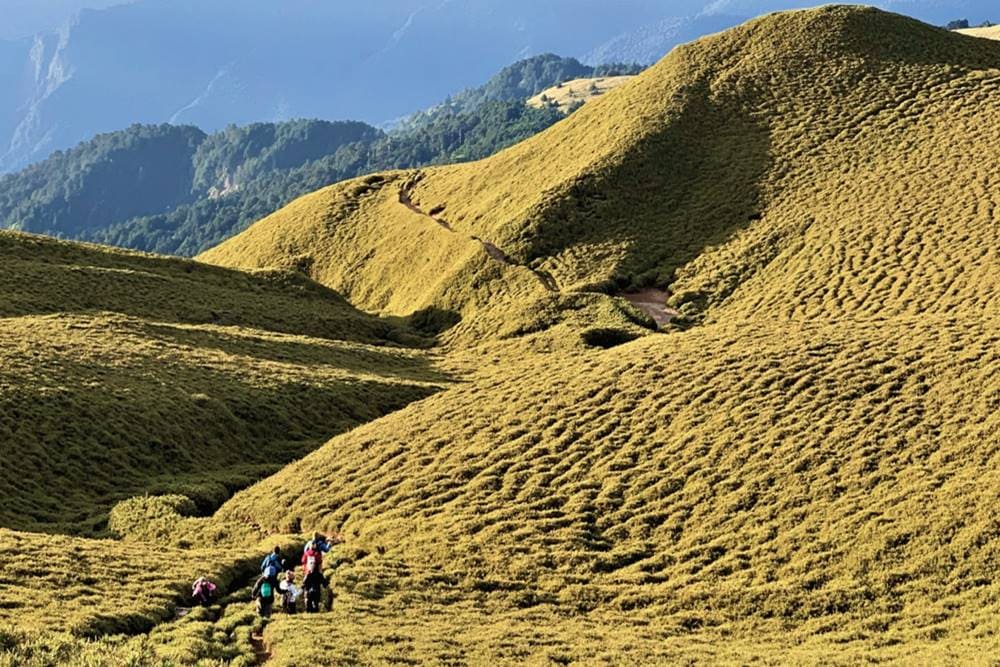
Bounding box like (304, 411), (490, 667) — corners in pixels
(301, 531), (343, 576)
(301, 543), (323, 576)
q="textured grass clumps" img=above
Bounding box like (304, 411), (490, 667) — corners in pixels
(4, 4), (1000, 664)
(0, 529), (253, 637)
(0, 232), (449, 533)
(108, 495), (198, 540)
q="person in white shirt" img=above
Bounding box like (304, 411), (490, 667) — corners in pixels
(278, 570), (302, 614)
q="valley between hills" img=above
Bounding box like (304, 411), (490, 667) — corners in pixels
(1, 6), (998, 665)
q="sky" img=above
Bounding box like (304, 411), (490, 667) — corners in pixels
(0, 0), (133, 39)
(0, 0), (993, 42)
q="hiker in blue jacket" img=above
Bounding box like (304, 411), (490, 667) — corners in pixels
(260, 546), (285, 574)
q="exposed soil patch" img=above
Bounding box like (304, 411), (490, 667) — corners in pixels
(251, 631), (272, 664)
(621, 288), (678, 329)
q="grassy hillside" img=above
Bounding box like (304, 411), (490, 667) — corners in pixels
(958, 25), (1000, 40)
(211, 315), (999, 662)
(527, 76), (636, 113)
(201, 5), (1000, 336)
(191, 5), (1000, 663)
(3, 5), (1000, 665)
(0, 231), (446, 533)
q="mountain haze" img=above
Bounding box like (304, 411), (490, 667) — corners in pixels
(0, 0), (681, 173)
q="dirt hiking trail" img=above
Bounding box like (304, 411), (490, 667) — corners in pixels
(399, 184), (558, 292)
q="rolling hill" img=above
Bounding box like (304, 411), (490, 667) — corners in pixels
(1, 4), (999, 665)
(197, 5), (1000, 662)
(0, 231), (447, 534)
(527, 76), (636, 113)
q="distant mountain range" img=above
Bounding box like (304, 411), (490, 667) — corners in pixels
(0, 0), (994, 174)
(0, 55), (636, 256)
(0, 0), (676, 173)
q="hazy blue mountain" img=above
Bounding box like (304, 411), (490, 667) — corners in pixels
(588, 1), (996, 65)
(0, 0), (131, 40)
(585, 14), (747, 65)
(700, 1), (995, 25)
(0, 0), (671, 173)
(1, 0), (993, 174)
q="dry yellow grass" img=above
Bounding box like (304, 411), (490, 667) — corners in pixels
(4, 5), (1000, 664)
(190, 5), (1000, 661)
(0, 231), (447, 533)
(526, 76), (635, 113)
(958, 25), (1000, 41)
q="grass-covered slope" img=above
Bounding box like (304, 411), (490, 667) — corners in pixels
(0, 231), (446, 533)
(214, 316), (999, 658)
(200, 6), (1000, 337)
(527, 75), (636, 113)
(959, 25), (1000, 40)
(189, 6), (1000, 662)
(3, 5), (1000, 665)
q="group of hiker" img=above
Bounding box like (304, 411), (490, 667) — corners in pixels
(191, 532), (343, 618)
(251, 532), (343, 618)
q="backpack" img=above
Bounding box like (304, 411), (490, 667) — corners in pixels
(261, 581), (273, 599)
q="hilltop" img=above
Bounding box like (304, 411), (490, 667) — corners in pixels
(527, 76), (636, 113)
(2, 5), (1000, 665)
(959, 25), (1000, 39)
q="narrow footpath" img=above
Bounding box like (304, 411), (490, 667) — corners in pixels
(400, 181), (675, 329)
(399, 185), (558, 292)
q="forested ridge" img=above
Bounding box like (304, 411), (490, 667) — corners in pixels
(0, 55), (641, 255)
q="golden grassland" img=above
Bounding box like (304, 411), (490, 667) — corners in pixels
(0, 231), (448, 532)
(201, 6), (999, 338)
(3, 5), (1000, 664)
(526, 76), (635, 113)
(958, 26), (1000, 41)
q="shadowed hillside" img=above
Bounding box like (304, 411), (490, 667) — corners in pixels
(0, 231), (447, 533)
(2, 5), (999, 665)
(200, 6), (999, 338)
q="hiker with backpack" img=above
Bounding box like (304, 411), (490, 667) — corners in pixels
(278, 570), (301, 614)
(302, 568), (331, 613)
(252, 566), (279, 618)
(299, 531), (343, 612)
(260, 545), (285, 575)
(304, 531), (343, 556)
(301, 532), (343, 575)
(192, 576), (217, 607)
